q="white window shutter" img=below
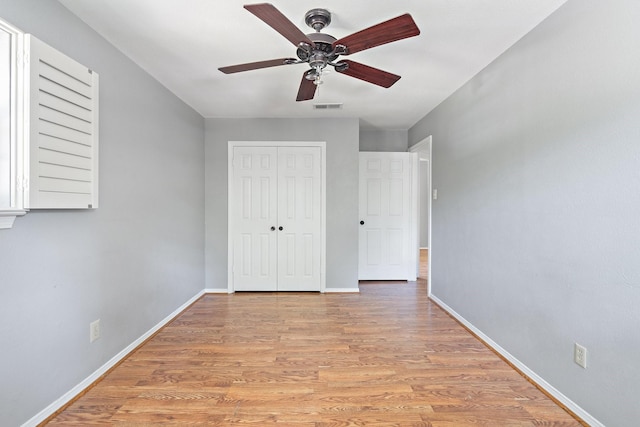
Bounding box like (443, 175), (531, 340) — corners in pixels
(24, 35), (98, 209)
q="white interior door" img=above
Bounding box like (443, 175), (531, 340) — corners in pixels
(277, 147), (321, 291)
(359, 152), (417, 280)
(230, 144), (323, 291)
(232, 146), (278, 291)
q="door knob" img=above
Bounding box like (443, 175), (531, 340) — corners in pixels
(360, 220), (365, 225)
(278, 226), (283, 231)
(270, 226), (276, 231)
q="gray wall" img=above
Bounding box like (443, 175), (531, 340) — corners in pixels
(409, 0), (640, 425)
(0, 1), (205, 425)
(360, 128), (408, 152)
(205, 118), (359, 291)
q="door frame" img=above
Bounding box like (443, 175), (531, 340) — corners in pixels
(227, 141), (327, 293)
(408, 135), (432, 296)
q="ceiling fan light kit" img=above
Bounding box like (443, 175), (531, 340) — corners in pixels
(218, 3), (420, 102)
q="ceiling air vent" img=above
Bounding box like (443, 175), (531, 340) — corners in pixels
(313, 103), (343, 110)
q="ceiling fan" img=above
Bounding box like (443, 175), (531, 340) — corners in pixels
(218, 3), (421, 101)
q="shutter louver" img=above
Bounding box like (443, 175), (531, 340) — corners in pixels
(25, 35), (99, 209)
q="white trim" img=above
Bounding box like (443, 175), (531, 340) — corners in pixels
(408, 152), (418, 281)
(324, 288), (360, 293)
(227, 141), (327, 293)
(417, 158), (429, 251)
(430, 295), (605, 427)
(22, 290), (206, 427)
(409, 135), (432, 295)
(204, 288), (233, 294)
(0, 210), (26, 229)
(0, 215), (16, 229)
(320, 144), (327, 293)
(227, 144), (234, 292)
(1, 18), (26, 226)
(408, 137), (430, 153)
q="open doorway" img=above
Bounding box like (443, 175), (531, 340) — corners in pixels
(409, 136), (432, 295)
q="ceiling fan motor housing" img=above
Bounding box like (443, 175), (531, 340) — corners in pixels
(296, 32), (339, 67)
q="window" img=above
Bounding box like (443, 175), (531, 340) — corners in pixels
(0, 17), (25, 229)
(0, 17), (99, 229)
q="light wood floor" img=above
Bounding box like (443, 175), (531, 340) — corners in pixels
(419, 248), (428, 280)
(45, 277), (583, 425)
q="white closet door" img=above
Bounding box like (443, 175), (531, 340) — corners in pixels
(232, 147), (278, 291)
(359, 152), (415, 280)
(230, 145), (322, 292)
(277, 146), (321, 291)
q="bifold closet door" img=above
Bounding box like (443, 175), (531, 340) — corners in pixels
(231, 146), (321, 291)
(232, 147), (279, 291)
(276, 147), (321, 291)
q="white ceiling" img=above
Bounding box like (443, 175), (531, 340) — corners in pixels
(58, 0), (568, 130)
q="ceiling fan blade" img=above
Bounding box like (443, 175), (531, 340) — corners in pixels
(245, 3), (315, 48)
(333, 14), (420, 55)
(296, 72), (317, 101)
(335, 60), (401, 88)
(218, 58), (296, 74)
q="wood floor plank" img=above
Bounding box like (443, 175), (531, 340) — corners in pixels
(44, 278), (584, 426)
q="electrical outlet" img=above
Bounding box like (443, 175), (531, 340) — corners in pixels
(574, 343), (587, 368)
(90, 319), (101, 343)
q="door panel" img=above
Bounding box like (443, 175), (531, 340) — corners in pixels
(359, 152), (414, 280)
(232, 147), (278, 291)
(277, 146), (321, 291)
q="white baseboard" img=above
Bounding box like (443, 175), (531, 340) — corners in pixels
(430, 295), (604, 427)
(324, 287), (360, 293)
(204, 288), (233, 294)
(206, 288), (361, 294)
(22, 290), (206, 427)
